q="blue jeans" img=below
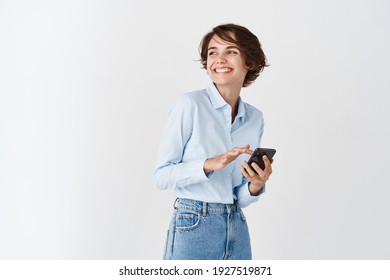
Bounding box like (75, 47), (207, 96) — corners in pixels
(163, 198), (252, 260)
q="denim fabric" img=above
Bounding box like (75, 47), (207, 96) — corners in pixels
(163, 198), (252, 260)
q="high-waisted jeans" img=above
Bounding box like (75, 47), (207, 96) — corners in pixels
(163, 198), (252, 260)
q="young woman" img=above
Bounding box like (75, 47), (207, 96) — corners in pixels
(153, 23), (273, 260)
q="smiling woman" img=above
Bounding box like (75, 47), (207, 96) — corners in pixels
(206, 38), (248, 96)
(199, 24), (269, 88)
(153, 23), (273, 260)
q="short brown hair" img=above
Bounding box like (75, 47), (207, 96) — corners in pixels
(199, 23), (269, 87)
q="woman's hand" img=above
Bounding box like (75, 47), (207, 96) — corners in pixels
(203, 144), (252, 174)
(240, 155), (273, 196)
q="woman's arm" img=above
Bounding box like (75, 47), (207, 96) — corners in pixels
(153, 95), (209, 190)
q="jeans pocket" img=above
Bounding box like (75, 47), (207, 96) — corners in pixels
(175, 210), (200, 231)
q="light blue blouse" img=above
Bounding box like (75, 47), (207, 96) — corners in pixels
(153, 83), (265, 208)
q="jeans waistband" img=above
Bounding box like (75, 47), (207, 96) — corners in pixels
(174, 198), (240, 217)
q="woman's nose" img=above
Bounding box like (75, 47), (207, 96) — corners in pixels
(216, 54), (227, 63)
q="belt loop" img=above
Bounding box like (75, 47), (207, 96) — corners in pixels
(173, 198), (179, 209)
(234, 199), (238, 210)
(202, 201), (207, 216)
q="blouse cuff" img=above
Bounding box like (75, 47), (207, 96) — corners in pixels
(236, 182), (266, 208)
(176, 158), (210, 188)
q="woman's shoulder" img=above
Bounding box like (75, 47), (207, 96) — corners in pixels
(169, 88), (208, 112)
(242, 101), (263, 117)
(181, 88), (208, 101)
(174, 88), (208, 106)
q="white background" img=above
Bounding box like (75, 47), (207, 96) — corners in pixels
(1, 0), (389, 259)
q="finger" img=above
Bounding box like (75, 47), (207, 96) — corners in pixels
(242, 161), (256, 177)
(263, 155), (271, 165)
(228, 147), (247, 157)
(226, 150), (241, 160)
(242, 144), (252, 155)
(263, 155), (273, 175)
(237, 146), (250, 154)
(240, 165), (250, 179)
(250, 162), (264, 177)
(249, 159), (271, 180)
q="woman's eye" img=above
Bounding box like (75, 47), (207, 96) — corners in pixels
(208, 51), (216, 56)
(227, 50), (238, 55)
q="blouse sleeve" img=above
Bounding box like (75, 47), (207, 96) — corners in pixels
(153, 95), (210, 190)
(235, 116), (266, 208)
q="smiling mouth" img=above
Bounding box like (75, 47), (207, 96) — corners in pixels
(214, 67), (232, 73)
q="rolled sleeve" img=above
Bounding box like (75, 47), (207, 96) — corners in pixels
(236, 182), (266, 208)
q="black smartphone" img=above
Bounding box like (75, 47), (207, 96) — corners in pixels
(247, 148), (276, 172)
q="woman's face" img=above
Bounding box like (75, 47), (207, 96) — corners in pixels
(206, 35), (248, 89)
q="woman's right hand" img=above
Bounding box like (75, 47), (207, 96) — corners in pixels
(203, 144), (252, 174)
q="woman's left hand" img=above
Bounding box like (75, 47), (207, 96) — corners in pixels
(240, 155), (273, 196)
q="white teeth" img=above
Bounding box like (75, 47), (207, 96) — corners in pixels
(215, 68), (232, 73)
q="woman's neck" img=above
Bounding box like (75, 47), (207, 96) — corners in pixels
(215, 83), (241, 123)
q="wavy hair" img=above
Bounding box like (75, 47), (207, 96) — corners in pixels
(199, 23), (269, 87)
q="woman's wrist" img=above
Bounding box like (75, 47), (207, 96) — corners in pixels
(203, 158), (213, 174)
(248, 182), (264, 196)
